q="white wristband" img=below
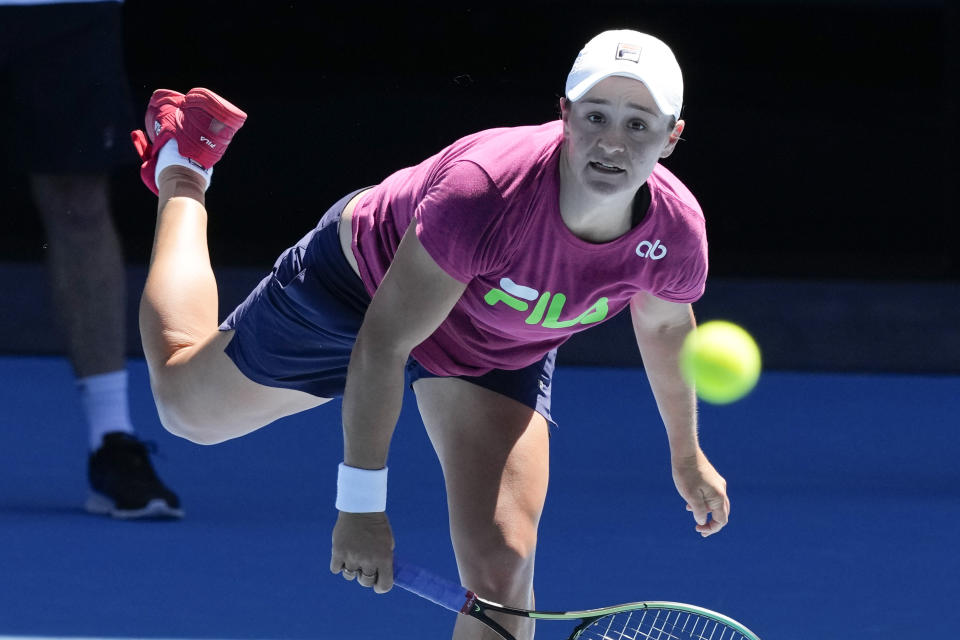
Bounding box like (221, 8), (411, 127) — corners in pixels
(335, 463), (388, 513)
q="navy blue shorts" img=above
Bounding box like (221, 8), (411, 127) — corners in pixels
(220, 189), (557, 426)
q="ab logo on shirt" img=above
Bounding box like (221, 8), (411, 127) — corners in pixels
(484, 278), (609, 329)
(636, 239), (667, 259)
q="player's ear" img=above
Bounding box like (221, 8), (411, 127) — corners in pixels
(560, 97), (572, 136)
(660, 119), (685, 158)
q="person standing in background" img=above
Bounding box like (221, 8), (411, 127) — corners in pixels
(0, 0), (182, 518)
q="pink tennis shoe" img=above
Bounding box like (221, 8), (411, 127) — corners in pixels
(130, 87), (247, 195)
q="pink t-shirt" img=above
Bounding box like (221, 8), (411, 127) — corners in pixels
(351, 120), (707, 376)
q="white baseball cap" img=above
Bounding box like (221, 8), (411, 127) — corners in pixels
(565, 30), (684, 120)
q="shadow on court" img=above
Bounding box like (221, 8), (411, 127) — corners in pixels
(0, 355), (956, 639)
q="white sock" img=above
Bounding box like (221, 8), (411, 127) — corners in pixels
(154, 138), (213, 190)
(77, 370), (135, 450)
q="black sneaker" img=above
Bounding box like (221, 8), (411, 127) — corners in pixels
(86, 432), (184, 519)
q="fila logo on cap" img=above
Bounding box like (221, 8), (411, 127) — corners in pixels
(636, 240), (667, 260)
(616, 42), (641, 63)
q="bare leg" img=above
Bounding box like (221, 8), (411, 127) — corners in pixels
(139, 166), (327, 443)
(140, 167), (217, 367)
(415, 378), (550, 640)
(30, 173), (125, 378)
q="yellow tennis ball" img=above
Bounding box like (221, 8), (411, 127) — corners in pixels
(680, 320), (761, 404)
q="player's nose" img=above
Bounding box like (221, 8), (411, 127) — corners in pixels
(597, 136), (625, 154)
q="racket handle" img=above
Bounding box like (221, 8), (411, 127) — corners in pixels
(393, 557), (472, 613)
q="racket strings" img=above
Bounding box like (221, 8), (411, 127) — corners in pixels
(575, 609), (750, 640)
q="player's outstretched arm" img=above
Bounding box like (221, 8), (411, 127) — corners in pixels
(629, 292), (730, 537)
(331, 223), (467, 593)
(630, 292), (699, 456)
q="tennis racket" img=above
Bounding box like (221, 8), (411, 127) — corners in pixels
(393, 558), (761, 640)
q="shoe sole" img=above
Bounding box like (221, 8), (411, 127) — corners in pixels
(85, 492), (185, 520)
(184, 87), (247, 130)
(144, 87), (246, 148)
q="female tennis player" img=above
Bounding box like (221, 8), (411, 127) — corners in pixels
(132, 29), (729, 640)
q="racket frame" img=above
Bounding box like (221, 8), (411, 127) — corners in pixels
(470, 595), (760, 640)
(393, 558), (761, 640)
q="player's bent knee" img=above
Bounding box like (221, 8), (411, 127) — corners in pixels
(152, 383), (251, 446)
(155, 401), (226, 445)
(461, 535), (537, 604)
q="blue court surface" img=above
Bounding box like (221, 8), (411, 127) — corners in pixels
(0, 355), (957, 639)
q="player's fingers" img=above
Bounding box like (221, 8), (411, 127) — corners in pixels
(357, 568), (378, 588)
(341, 566), (359, 581)
(696, 519), (723, 537)
(375, 560), (394, 594)
(709, 494), (730, 527)
(329, 555), (343, 575)
(689, 496), (709, 526)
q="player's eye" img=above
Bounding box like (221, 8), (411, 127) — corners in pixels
(586, 113), (605, 124)
(629, 119), (647, 132)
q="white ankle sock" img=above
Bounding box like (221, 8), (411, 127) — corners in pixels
(77, 370), (135, 450)
(154, 139), (213, 189)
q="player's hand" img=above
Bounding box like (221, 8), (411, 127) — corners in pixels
(330, 511), (395, 593)
(671, 449), (730, 538)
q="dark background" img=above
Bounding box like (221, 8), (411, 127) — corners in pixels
(0, 0), (957, 371)
(2, 0), (955, 277)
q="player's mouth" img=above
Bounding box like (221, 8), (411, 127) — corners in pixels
(589, 161), (625, 174)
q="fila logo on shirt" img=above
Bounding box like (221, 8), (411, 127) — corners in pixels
(484, 278), (609, 329)
(636, 239), (667, 260)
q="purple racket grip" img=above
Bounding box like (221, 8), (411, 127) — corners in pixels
(393, 558), (473, 613)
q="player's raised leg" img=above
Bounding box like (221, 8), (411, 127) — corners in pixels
(134, 88), (326, 444)
(414, 378), (550, 640)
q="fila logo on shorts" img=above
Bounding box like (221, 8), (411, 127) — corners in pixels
(636, 240), (667, 260)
